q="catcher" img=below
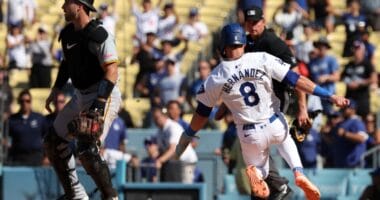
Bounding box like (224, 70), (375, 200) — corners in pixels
(44, 0), (121, 199)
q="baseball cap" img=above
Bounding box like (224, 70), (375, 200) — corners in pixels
(99, 3), (108, 11)
(76, 0), (97, 12)
(164, 3), (174, 9)
(189, 7), (199, 17)
(370, 168), (380, 176)
(352, 40), (364, 49)
(244, 6), (264, 21)
(144, 136), (158, 146)
(313, 36), (331, 49)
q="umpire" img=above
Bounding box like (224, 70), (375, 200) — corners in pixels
(44, 0), (122, 199)
(243, 5), (310, 200)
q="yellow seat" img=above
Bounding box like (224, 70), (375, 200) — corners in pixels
(124, 98), (151, 127)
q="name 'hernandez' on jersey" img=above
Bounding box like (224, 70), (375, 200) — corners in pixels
(196, 52), (291, 125)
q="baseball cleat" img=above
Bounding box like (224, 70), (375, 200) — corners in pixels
(246, 165), (270, 198)
(295, 172), (320, 200)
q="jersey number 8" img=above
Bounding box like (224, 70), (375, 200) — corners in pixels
(239, 82), (260, 106)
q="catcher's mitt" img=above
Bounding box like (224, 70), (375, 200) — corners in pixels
(67, 111), (104, 139)
(290, 110), (322, 142)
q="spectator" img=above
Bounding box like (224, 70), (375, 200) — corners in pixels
(273, 0), (309, 42)
(166, 100), (189, 130)
(6, 22), (29, 70)
(308, 0), (335, 34)
(141, 136), (160, 182)
(0, 69), (13, 120)
(360, 29), (376, 65)
(45, 90), (66, 128)
(131, 32), (161, 97)
(158, 39), (188, 71)
(24, 0), (37, 25)
(97, 2), (117, 36)
(5, 89), (48, 166)
(308, 37), (340, 115)
(154, 59), (187, 107)
(360, 167), (380, 200)
(0, 0), (3, 23)
(341, 40), (377, 119)
(152, 107), (197, 183)
(332, 101), (368, 168)
(359, 0), (380, 31)
(102, 115), (131, 169)
(178, 7), (209, 42)
(320, 111), (344, 167)
(157, 3), (179, 41)
(29, 25), (54, 88)
(6, 0), (26, 27)
(187, 60), (212, 111)
(129, 0), (162, 43)
(294, 21), (315, 66)
(295, 127), (321, 168)
(341, 0), (367, 58)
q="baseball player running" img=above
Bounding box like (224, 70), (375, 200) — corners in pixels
(175, 23), (349, 200)
(44, 0), (121, 199)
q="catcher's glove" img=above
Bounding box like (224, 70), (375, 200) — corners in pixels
(67, 110), (104, 139)
(290, 110), (322, 142)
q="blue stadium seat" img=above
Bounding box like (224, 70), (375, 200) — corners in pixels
(336, 193), (362, 200)
(347, 170), (371, 196)
(308, 169), (350, 199)
(223, 174), (238, 194)
(217, 193), (251, 200)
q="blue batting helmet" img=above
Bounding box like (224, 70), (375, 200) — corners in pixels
(220, 23), (246, 51)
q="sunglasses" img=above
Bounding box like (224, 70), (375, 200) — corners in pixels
(20, 99), (31, 103)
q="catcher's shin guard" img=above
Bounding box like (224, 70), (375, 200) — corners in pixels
(44, 129), (87, 199)
(77, 139), (117, 199)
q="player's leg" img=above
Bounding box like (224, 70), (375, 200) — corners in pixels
(264, 157), (294, 200)
(45, 95), (88, 199)
(78, 88), (121, 199)
(238, 127), (270, 199)
(275, 116), (320, 200)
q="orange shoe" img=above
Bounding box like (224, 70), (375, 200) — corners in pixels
(245, 165), (270, 198)
(295, 172), (321, 200)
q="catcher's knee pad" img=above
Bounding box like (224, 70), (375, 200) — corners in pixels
(77, 141), (117, 199)
(44, 127), (73, 161)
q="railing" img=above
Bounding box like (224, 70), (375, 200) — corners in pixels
(361, 145), (380, 168)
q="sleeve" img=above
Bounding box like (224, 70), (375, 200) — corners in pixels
(195, 74), (222, 108)
(53, 59), (69, 89)
(96, 33), (119, 66)
(264, 53), (291, 82)
(169, 124), (184, 144)
(328, 56), (339, 73)
(267, 35), (297, 67)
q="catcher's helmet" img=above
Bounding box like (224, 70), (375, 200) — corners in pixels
(76, 0), (97, 12)
(220, 23), (246, 51)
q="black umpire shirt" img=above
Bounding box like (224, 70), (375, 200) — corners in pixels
(245, 28), (298, 112)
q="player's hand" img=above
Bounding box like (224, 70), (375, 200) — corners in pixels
(297, 108), (310, 128)
(330, 95), (350, 108)
(45, 88), (59, 113)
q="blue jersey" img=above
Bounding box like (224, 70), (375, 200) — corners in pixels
(333, 116), (367, 167)
(104, 117), (127, 150)
(8, 112), (48, 153)
(308, 55), (339, 94)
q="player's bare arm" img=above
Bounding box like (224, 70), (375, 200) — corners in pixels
(292, 67), (310, 128)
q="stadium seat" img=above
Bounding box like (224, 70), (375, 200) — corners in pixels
(308, 169), (350, 199)
(217, 193), (250, 200)
(347, 169), (371, 196)
(336, 193), (362, 200)
(223, 174), (238, 194)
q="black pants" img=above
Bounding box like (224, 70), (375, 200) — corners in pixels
(251, 156), (292, 200)
(30, 64), (52, 88)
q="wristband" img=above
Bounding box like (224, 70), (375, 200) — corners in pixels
(184, 126), (197, 137)
(312, 85), (332, 99)
(98, 79), (115, 99)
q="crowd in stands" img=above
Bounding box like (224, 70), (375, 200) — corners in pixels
(0, 0), (380, 196)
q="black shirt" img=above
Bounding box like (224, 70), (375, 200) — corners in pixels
(245, 29), (297, 111)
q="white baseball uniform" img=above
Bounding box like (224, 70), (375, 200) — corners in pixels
(196, 52), (302, 178)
